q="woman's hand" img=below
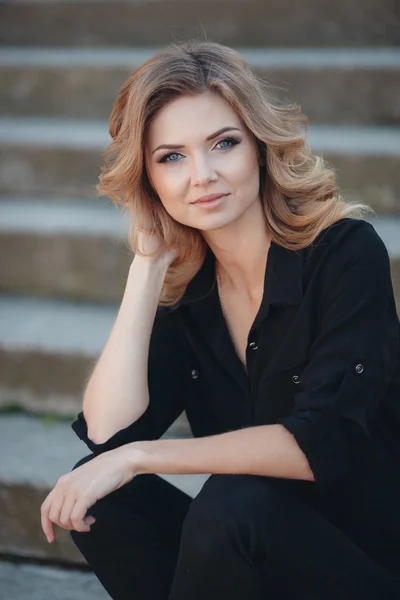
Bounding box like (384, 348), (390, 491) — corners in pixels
(40, 446), (137, 543)
(135, 227), (179, 268)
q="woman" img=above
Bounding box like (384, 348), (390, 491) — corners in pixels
(40, 40), (400, 599)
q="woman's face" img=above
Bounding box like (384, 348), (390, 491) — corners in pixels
(144, 90), (263, 232)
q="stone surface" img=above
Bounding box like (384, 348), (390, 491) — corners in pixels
(0, 0), (399, 47)
(0, 292), (201, 424)
(0, 414), (210, 564)
(0, 199), (132, 303)
(0, 118), (399, 212)
(0, 214), (399, 417)
(1, 48), (399, 124)
(0, 0), (399, 580)
(0, 560), (109, 600)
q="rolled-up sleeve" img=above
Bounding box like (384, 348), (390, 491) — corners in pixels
(278, 223), (399, 487)
(71, 308), (189, 454)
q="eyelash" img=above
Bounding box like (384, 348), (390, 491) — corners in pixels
(158, 137), (240, 164)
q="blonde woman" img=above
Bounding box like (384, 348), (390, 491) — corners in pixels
(41, 40), (400, 599)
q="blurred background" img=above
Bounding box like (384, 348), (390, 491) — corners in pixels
(0, 1), (399, 597)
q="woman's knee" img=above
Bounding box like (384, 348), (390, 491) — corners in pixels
(181, 474), (303, 553)
(189, 474), (292, 520)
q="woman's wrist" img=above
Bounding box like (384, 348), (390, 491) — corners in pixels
(130, 254), (171, 278)
(120, 441), (150, 476)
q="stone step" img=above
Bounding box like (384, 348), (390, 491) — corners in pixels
(2, 47), (399, 125)
(0, 0), (398, 47)
(1, 200), (400, 305)
(0, 560), (108, 600)
(0, 216), (399, 418)
(0, 118), (399, 212)
(0, 413), (209, 564)
(0, 292), (197, 424)
(0, 294), (117, 416)
(0, 198), (132, 304)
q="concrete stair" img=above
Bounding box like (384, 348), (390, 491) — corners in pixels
(0, 199), (131, 303)
(1, 0), (399, 47)
(1, 0), (399, 592)
(0, 293), (202, 426)
(2, 48), (399, 124)
(0, 560), (109, 600)
(0, 414), (208, 564)
(1, 201), (400, 306)
(0, 215), (399, 416)
(1, 118), (399, 210)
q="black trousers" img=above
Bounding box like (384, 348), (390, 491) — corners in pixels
(70, 454), (400, 600)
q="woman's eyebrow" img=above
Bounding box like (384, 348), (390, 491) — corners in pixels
(151, 126), (242, 155)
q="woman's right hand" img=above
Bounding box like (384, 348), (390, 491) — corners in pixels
(135, 228), (179, 269)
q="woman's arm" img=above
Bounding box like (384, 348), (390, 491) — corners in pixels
(83, 256), (170, 445)
(128, 423), (315, 481)
(122, 221), (399, 488)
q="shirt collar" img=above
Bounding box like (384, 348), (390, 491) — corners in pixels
(176, 240), (304, 396)
(178, 240), (304, 311)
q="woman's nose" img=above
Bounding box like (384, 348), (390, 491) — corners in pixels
(190, 158), (218, 186)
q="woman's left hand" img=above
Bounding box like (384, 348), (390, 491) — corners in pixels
(40, 446), (138, 543)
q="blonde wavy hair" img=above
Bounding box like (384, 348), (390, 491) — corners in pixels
(97, 39), (375, 307)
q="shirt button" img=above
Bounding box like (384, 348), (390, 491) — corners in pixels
(292, 375), (300, 384)
(355, 364), (364, 374)
(249, 341), (258, 350)
(191, 369), (199, 379)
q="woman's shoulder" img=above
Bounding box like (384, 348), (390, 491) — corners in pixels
(305, 217), (389, 268)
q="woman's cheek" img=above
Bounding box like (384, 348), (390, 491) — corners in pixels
(159, 196), (189, 225)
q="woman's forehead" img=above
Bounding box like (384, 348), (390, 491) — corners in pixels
(146, 93), (241, 142)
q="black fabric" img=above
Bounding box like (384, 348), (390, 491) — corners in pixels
(71, 306), (190, 453)
(71, 216), (400, 575)
(70, 454), (400, 599)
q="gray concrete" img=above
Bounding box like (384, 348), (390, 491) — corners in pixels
(0, 118), (109, 149)
(2, 199), (398, 242)
(0, 413), (206, 492)
(0, 0), (399, 579)
(0, 211), (399, 309)
(0, 561), (109, 600)
(0, 200), (132, 303)
(0, 119), (399, 210)
(1, 118), (399, 155)
(0, 292), (196, 419)
(0, 290), (197, 416)
(1, 47), (399, 69)
(0, 198), (128, 237)
(0, 215), (399, 417)
(2, 59), (399, 124)
(4, 202), (400, 304)
(0, 232), (131, 303)
(1, 0), (398, 47)
(0, 413), (210, 563)
(0, 295), (117, 355)
(2, 47), (399, 124)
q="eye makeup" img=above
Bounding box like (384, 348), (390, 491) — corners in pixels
(157, 137), (241, 164)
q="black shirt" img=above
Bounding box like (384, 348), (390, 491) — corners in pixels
(72, 216), (400, 569)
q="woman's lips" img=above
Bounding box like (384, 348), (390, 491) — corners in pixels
(192, 193), (229, 208)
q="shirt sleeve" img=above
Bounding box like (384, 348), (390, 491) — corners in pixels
(71, 307), (189, 455)
(277, 221), (399, 488)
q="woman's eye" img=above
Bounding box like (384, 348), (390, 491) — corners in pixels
(216, 137), (239, 150)
(160, 152), (180, 163)
(158, 137), (240, 163)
